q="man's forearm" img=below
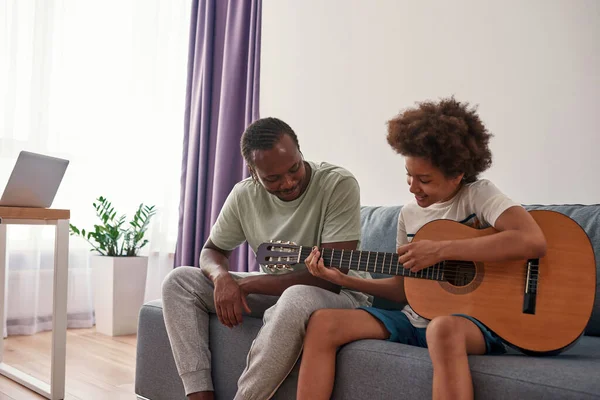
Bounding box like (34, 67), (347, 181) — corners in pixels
(200, 247), (231, 282)
(240, 269), (340, 296)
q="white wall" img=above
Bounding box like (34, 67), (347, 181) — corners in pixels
(261, 0), (600, 206)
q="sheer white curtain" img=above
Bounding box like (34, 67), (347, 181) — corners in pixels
(0, 0), (190, 335)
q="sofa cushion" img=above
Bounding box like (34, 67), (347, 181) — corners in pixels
(359, 204), (600, 336)
(359, 205), (404, 313)
(333, 335), (600, 399)
(135, 299), (186, 400)
(136, 300), (600, 400)
(359, 205), (402, 253)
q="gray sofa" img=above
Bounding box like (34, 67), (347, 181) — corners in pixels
(135, 204), (600, 400)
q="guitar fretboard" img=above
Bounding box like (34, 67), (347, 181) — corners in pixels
(298, 247), (446, 281)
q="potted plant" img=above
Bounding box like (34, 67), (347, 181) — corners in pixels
(70, 196), (156, 336)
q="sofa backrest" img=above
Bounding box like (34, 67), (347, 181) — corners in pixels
(359, 204), (600, 337)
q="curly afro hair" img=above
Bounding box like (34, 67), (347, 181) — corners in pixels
(386, 97), (493, 183)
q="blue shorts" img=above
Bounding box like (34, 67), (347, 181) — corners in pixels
(358, 306), (506, 355)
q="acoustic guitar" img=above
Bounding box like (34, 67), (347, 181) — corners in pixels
(256, 210), (596, 355)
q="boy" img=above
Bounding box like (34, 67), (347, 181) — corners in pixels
(298, 98), (547, 400)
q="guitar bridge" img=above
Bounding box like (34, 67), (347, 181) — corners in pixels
(522, 259), (539, 315)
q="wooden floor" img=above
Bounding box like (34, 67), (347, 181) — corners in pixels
(0, 328), (137, 400)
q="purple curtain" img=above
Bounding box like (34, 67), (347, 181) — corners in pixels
(175, 0), (261, 272)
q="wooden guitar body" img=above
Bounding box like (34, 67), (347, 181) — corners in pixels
(405, 210), (596, 355)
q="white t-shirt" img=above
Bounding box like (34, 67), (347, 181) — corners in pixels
(397, 179), (521, 328)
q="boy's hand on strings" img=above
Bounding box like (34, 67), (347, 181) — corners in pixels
(397, 240), (446, 273)
(305, 246), (345, 284)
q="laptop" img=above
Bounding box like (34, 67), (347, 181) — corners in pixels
(0, 151), (69, 208)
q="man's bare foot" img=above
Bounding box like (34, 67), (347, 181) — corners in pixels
(188, 391), (214, 400)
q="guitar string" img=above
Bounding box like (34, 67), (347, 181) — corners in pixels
(264, 258), (540, 285)
(303, 248), (534, 280)
(265, 248), (540, 284)
(277, 247), (537, 278)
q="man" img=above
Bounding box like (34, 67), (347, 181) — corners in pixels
(162, 117), (371, 400)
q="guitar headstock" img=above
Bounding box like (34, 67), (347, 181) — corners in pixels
(256, 240), (301, 273)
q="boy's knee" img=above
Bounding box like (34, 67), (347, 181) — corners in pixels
(426, 316), (462, 350)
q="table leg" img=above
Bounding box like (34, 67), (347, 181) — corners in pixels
(0, 223), (6, 346)
(0, 224), (54, 398)
(50, 219), (69, 400)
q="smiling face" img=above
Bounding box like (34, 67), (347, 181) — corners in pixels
(250, 134), (310, 201)
(405, 156), (464, 208)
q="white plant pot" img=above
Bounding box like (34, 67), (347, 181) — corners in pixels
(91, 255), (148, 336)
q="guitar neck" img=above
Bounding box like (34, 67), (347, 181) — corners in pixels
(298, 247), (446, 281)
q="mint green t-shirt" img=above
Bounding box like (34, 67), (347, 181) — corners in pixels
(209, 161), (362, 274)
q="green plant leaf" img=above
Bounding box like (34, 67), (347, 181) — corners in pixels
(70, 197), (157, 257)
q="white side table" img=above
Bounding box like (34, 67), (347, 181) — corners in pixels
(0, 207), (70, 400)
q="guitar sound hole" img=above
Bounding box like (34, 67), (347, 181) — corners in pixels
(444, 262), (476, 287)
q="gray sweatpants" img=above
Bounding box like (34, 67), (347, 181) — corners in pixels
(161, 266), (368, 400)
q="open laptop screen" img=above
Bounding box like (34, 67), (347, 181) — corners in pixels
(0, 151), (69, 208)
